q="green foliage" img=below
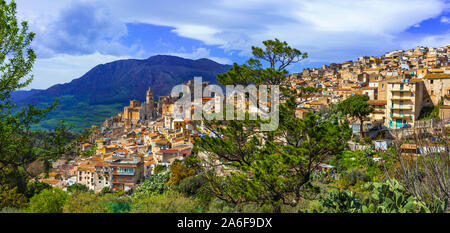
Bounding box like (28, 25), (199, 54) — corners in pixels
(63, 191), (108, 213)
(99, 187), (112, 196)
(132, 172), (171, 197)
(217, 38), (307, 86)
(153, 164), (166, 174)
(342, 169), (369, 187)
(194, 39), (352, 213)
(418, 105), (439, 120)
(0, 184), (27, 209)
(27, 188), (68, 213)
(360, 179), (445, 213)
(67, 183), (89, 193)
(100, 193), (131, 213)
(177, 174), (209, 197)
(363, 137), (372, 145)
(337, 95), (374, 137)
(320, 179), (447, 213)
(167, 160), (196, 186)
(320, 190), (361, 213)
(25, 181), (52, 198)
(130, 190), (202, 213)
(0, 1), (79, 196)
(80, 144), (96, 157)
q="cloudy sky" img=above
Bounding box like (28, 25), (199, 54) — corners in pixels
(12, 0), (450, 90)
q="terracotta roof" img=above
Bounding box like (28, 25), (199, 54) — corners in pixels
(423, 73), (450, 79)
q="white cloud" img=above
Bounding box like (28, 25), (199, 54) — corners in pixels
(13, 0), (450, 89)
(104, 0), (447, 60)
(401, 33), (450, 49)
(164, 47), (232, 65)
(442, 16), (450, 24)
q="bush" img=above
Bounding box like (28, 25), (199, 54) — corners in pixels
(343, 169), (369, 187)
(0, 185), (27, 209)
(63, 191), (108, 213)
(100, 193), (131, 213)
(206, 198), (236, 213)
(363, 137), (372, 145)
(153, 165), (166, 174)
(167, 161), (195, 186)
(177, 174), (209, 197)
(99, 187), (112, 196)
(67, 183), (89, 193)
(132, 172), (171, 198)
(130, 190), (201, 213)
(28, 188), (68, 213)
(25, 182), (52, 198)
(320, 179), (448, 213)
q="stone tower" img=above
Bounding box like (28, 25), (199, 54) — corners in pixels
(146, 87), (154, 105)
(139, 86), (156, 121)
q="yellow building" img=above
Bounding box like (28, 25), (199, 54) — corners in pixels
(386, 78), (425, 128)
(368, 100), (387, 124)
(422, 73), (450, 106)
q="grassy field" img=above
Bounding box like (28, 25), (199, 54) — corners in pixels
(25, 95), (125, 132)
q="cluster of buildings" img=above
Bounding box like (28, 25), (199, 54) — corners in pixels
(39, 45), (450, 192)
(40, 82), (223, 193)
(289, 45), (450, 129)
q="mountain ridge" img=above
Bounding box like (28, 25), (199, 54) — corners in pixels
(15, 55), (231, 131)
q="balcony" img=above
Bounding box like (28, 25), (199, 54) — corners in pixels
(390, 114), (413, 119)
(390, 96), (412, 100)
(373, 109), (385, 114)
(390, 105), (413, 110)
(112, 171), (135, 176)
(390, 89), (411, 92)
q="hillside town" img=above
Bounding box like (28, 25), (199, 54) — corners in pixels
(38, 45), (450, 193)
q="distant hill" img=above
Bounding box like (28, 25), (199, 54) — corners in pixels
(10, 89), (42, 102)
(15, 55), (231, 132)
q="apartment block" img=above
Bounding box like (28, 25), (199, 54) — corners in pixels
(386, 78), (424, 128)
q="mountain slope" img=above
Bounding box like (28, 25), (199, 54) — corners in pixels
(10, 89), (43, 102)
(16, 55), (231, 132)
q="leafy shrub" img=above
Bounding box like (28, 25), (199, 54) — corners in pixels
(28, 188), (68, 213)
(63, 191), (108, 213)
(100, 193), (131, 213)
(153, 165), (166, 174)
(320, 179), (448, 213)
(67, 183), (89, 193)
(167, 161), (196, 186)
(25, 182), (52, 198)
(363, 137), (372, 145)
(343, 169), (369, 187)
(132, 172), (170, 198)
(177, 174), (209, 197)
(0, 185), (27, 209)
(360, 179), (447, 213)
(130, 190), (201, 213)
(99, 187), (112, 196)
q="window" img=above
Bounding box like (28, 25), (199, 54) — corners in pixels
(431, 80), (434, 84)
